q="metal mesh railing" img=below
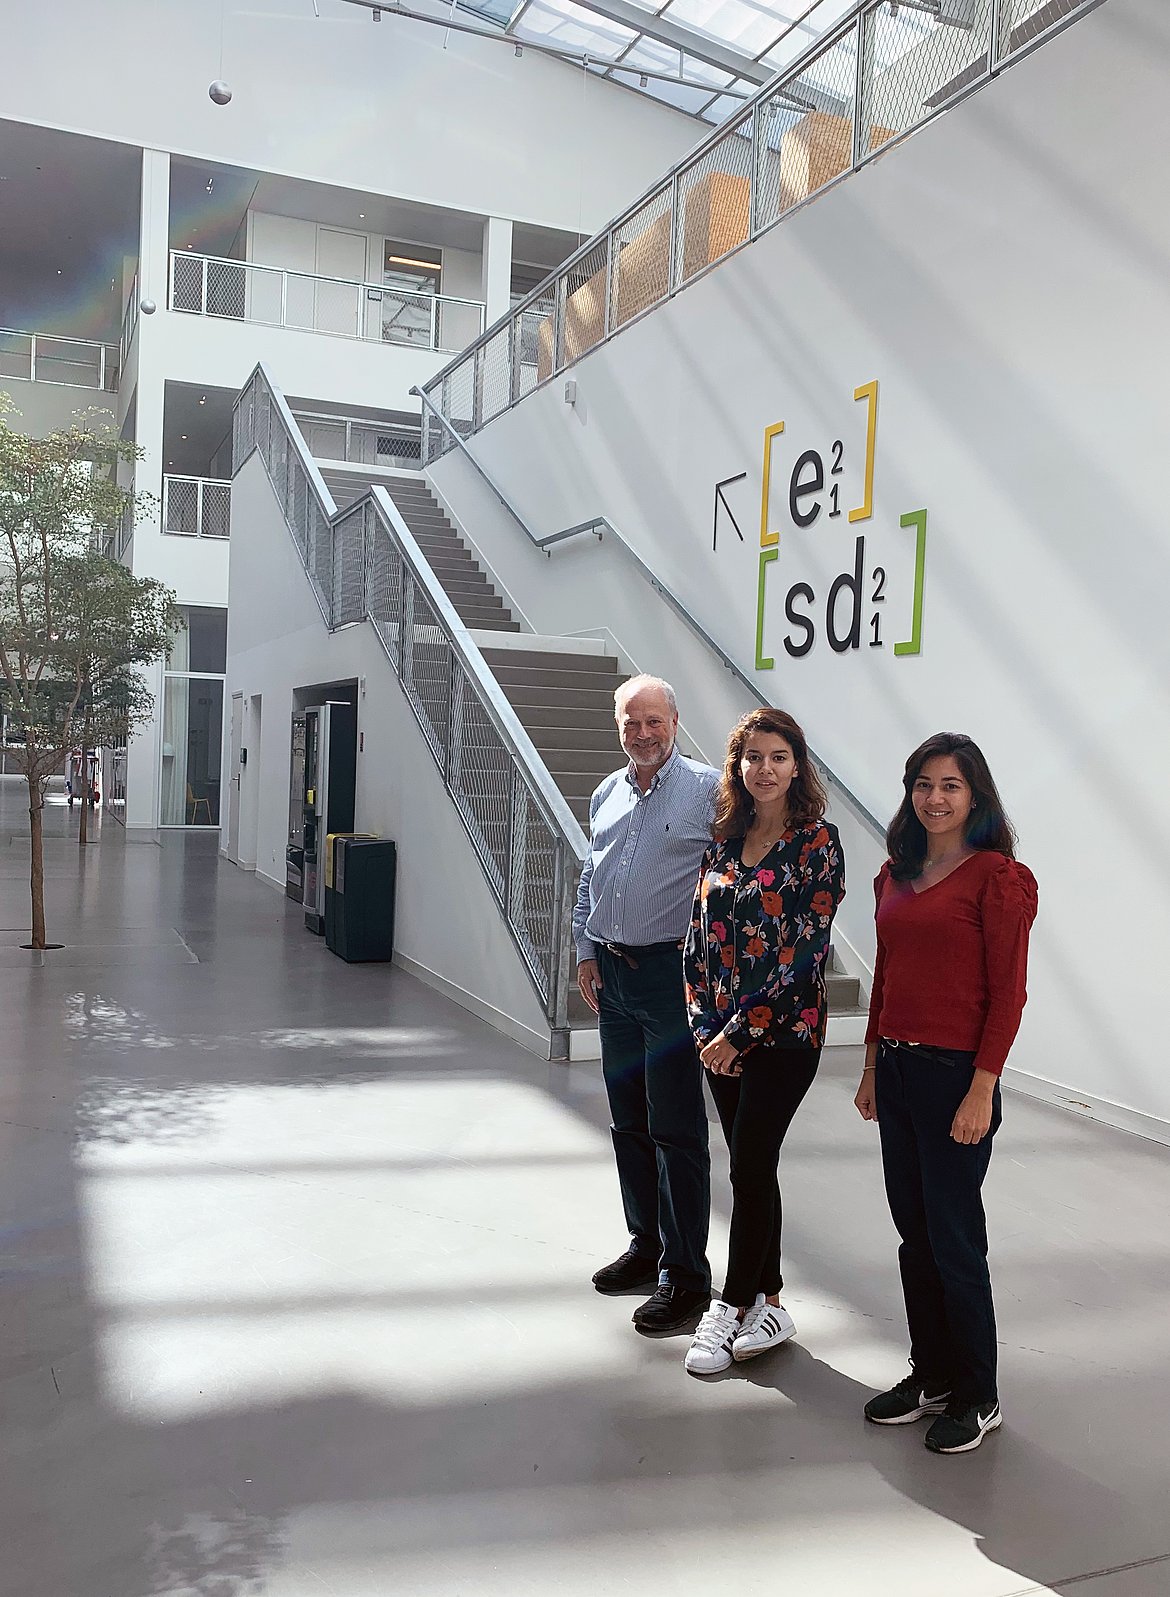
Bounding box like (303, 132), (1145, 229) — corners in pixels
(676, 117), (754, 285)
(611, 188), (675, 335)
(291, 411), (423, 470)
(332, 503), (368, 626)
(557, 237), (611, 369)
(233, 364), (583, 1030)
(755, 23), (861, 228)
(171, 252), (485, 353)
(478, 325), (514, 427)
(862, 0), (993, 152)
(163, 475), (232, 539)
(419, 0), (1100, 459)
(998, 0), (1081, 56)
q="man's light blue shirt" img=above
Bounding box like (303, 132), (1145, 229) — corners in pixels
(573, 744), (720, 961)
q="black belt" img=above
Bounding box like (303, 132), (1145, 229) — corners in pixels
(601, 939), (682, 969)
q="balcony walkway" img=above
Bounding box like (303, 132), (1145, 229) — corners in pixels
(0, 776), (1166, 1597)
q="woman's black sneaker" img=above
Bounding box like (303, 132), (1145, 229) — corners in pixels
(592, 1248), (658, 1294)
(925, 1399), (1002, 1453)
(864, 1375), (952, 1424)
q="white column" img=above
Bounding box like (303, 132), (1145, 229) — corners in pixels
(481, 216), (514, 328)
(124, 148), (171, 832)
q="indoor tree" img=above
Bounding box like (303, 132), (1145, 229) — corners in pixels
(0, 403), (178, 946)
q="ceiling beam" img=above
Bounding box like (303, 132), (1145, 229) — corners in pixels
(566, 0), (775, 85)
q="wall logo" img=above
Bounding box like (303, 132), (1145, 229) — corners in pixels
(717, 381), (927, 671)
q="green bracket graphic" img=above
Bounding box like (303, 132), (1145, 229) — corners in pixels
(894, 509), (927, 657)
(756, 548), (778, 670)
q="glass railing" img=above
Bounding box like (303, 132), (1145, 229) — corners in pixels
(420, 0), (1094, 459)
(170, 252), (486, 354)
(0, 328), (119, 392)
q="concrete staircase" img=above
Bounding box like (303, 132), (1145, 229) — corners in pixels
(313, 463), (865, 1039)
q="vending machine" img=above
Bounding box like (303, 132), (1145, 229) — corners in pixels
(301, 701), (357, 935)
(285, 711), (307, 902)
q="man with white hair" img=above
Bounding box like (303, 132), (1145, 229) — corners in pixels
(574, 674), (720, 1335)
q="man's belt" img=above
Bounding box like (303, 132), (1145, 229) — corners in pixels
(601, 939), (683, 969)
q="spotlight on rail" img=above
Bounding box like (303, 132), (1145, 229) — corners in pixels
(208, 80), (233, 105)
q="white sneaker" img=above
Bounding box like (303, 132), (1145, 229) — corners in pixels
(732, 1295), (796, 1361)
(684, 1301), (742, 1374)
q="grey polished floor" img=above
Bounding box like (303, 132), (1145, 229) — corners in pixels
(1, 779), (1168, 1597)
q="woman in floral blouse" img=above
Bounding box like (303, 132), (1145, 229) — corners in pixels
(682, 707), (845, 1375)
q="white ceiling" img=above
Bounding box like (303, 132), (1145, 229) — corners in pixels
(0, 120), (141, 342)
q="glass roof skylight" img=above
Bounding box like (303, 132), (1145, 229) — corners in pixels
(453, 0), (937, 125)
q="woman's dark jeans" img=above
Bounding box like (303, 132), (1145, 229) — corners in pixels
(876, 1040), (1002, 1406)
(706, 1046), (819, 1307)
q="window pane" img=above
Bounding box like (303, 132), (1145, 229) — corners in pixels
(384, 241), (442, 294)
(187, 607), (228, 673)
(161, 677), (223, 826)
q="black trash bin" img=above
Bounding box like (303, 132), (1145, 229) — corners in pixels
(326, 836), (397, 963)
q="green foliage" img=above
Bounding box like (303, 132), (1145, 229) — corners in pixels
(0, 408), (177, 783)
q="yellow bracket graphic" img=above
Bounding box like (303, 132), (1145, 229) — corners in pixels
(848, 380), (879, 524)
(759, 421), (785, 547)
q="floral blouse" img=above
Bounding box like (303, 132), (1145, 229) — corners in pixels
(684, 822), (846, 1053)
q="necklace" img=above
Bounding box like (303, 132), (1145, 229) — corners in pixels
(924, 848), (964, 871)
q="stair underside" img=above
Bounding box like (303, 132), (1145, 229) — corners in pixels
(311, 463), (867, 1033)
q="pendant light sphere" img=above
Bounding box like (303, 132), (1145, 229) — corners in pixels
(139, 298), (157, 316)
(208, 80), (233, 106)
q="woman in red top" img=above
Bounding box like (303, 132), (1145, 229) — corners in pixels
(854, 732), (1037, 1454)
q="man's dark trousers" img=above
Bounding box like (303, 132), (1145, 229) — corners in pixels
(597, 944), (711, 1293)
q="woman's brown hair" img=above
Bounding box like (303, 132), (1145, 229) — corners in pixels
(886, 731), (1017, 881)
(713, 707), (828, 840)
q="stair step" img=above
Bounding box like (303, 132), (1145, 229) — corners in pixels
(491, 662), (624, 692)
(434, 574), (493, 595)
(526, 726), (619, 753)
(420, 555), (482, 576)
(479, 647), (622, 677)
(826, 972), (862, 1009)
(502, 683), (622, 711)
(510, 703), (618, 730)
(541, 755), (623, 780)
(407, 531), (466, 551)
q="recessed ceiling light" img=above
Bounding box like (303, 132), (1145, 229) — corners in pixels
(359, 213), (365, 219)
(198, 396), (206, 405)
(181, 434), (188, 440)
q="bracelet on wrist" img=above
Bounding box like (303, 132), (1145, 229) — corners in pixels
(862, 1064), (876, 1071)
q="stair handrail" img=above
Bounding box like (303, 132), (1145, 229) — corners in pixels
(419, 0), (1103, 439)
(412, 381), (886, 841)
(234, 361), (588, 1035)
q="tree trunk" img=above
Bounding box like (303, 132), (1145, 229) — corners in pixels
(78, 746), (89, 847)
(28, 775), (46, 950)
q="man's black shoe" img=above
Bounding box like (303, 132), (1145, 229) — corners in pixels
(924, 1399), (1003, 1454)
(632, 1284), (711, 1334)
(592, 1248), (659, 1295)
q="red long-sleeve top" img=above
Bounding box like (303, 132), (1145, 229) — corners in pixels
(864, 852), (1038, 1077)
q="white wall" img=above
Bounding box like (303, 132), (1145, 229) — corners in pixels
(5, 0), (699, 238)
(428, 0), (1170, 1131)
(151, 304), (448, 415)
(225, 451), (554, 1055)
(0, 380), (115, 439)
